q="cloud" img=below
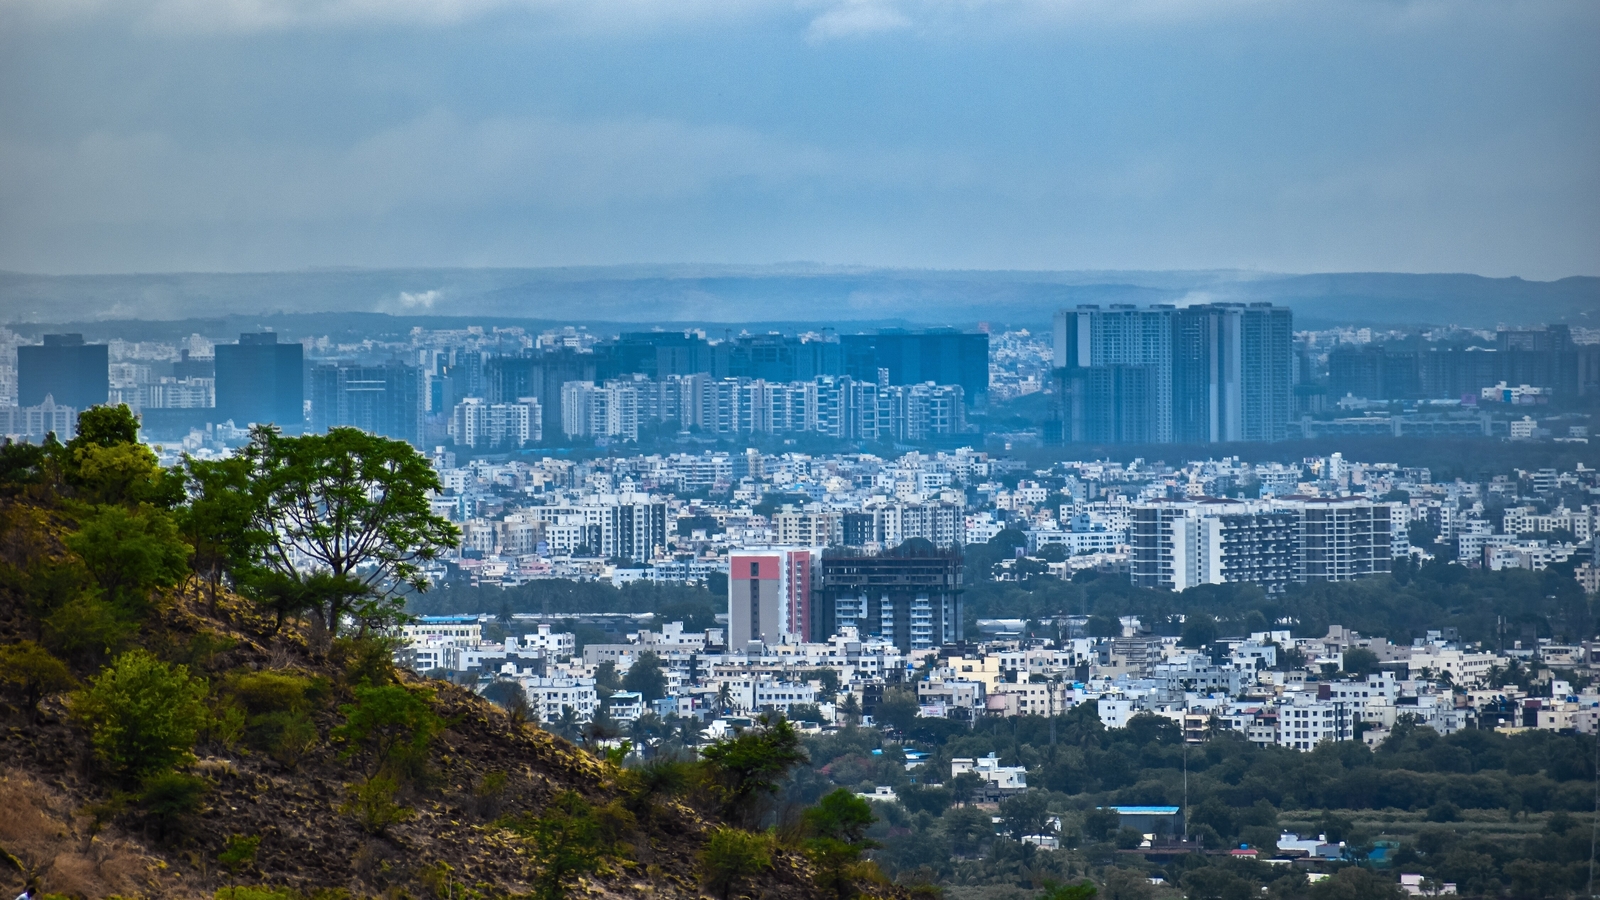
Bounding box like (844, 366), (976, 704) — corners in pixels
(804, 1), (911, 42)
(0, 0), (1379, 35)
(0, 108), (973, 232)
(398, 288), (441, 307)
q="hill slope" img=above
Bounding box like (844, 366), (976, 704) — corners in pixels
(0, 497), (851, 900)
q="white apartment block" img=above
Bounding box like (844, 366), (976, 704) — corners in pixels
(516, 676), (599, 723)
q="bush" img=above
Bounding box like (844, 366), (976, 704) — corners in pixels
(0, 640), (76, 718)
(64, 504), (190, 614)
(502, 790), (626, 900)
(73, 649), (210, 780)
(42, 593), (136, 663)
(341, 773), (414, 834)
(138, 770), (209, 840)
(700, 826), (773, 900)
(216, 888), (299, 900)
(226, 671), (325, 766)
(331, 683), (441, 779)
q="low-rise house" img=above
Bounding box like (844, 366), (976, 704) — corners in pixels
(951, 753), (1027, 793)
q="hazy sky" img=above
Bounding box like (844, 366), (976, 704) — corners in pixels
(1, 0), (1596, 278)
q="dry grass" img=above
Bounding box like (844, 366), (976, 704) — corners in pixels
(0, 771), (183, 898)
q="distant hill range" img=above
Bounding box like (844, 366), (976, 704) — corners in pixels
(1, 265), (1595, 331)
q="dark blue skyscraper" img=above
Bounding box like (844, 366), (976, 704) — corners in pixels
(310, 361), (423, 447)
(17, 334), (108, 410)
(840, 329), (988, 407)
(215, 333), (304, 429)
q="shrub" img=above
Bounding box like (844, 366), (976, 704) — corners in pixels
(502, 790), (625, 900)
(0, 640), (76, 719)
(341, 773), (414, 834)
(215, 888), (299, 900)
(700, 826), (773, 900)
(226, 671), (325, 765)
(1040, 881), (1098, 900)
(42, 593), (136, 663)
(331, 634), (401, 687)
(138, 770), (209, 840)
(331, 684), (441, 780)
(218, 834), (262, 882)
(73, 649), (210, 780)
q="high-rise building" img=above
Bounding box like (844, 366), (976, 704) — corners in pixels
(561, 380), (640, 442)
(0, 395), (77, 442)
(1279, 497), (1393, 582)
(17, 334), (108, 411)
(882, 383), (966, 441)
(728, 549), (816, 647)
(712, 333), (841, 383)
(813, 545), (963, 652)
(841, 329), (989, 407)
(1053, 364), (1154, 444)
(215, 333), (304, 429)
(1054, 305), (1174, 442)
(486, 349), (598, 440)
(1171, 303), (1293, 443)
(449, 396), (541, 449)
(310, 361), (424, 447)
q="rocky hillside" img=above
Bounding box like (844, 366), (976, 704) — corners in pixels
(0, 486), (884, 900)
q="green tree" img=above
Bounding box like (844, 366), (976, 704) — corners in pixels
(65, 504), (191, 615)
(0, 439), (49, 495)
(241, 426), (459, 636)
(179, 455), (268, 611)
(0, 640), (76, 720)
(622, 651), (668, 702)
(1341, 647), (1382, 678)
(1086, 615), (1121, 638)
(700, 825), (773, 900)
(62, 405), (184, 508)
(1000, 790), (1052, 840)
(803, 787), (885, 898)
(874, 686), (920, 733)
(1081, 807), (1120, 843)
(1039, 881), (1098, 900)
(331, 684), (441, 779)
(1181, 614), (1218, 648)
(949, 770), (983, 807)
(72, 649), (210, 780)
(806, 787), (877, 844)
(699, 715), (807, 828)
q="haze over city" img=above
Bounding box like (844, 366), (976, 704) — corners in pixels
(4, 4), (1600, 900)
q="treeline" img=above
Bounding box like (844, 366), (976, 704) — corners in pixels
(788, 705), (1598, 898)
(965, 533), (1594, 647)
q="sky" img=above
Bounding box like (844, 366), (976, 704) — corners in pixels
(0, 0), (1596, 279)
